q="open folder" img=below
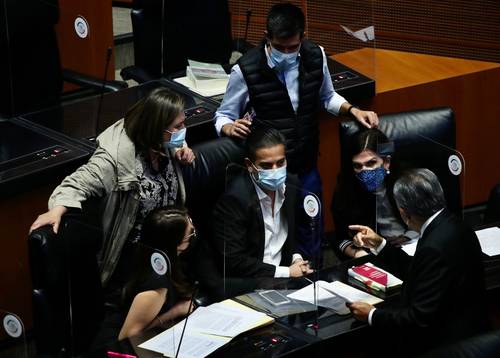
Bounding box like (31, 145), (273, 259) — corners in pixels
(138, 300), (274, 358)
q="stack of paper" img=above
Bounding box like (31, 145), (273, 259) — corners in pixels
(186, 59), (229, 91)
(287, 280), (383, 313)
(475, 227), (500, 256)
(138, 300), (274, 358)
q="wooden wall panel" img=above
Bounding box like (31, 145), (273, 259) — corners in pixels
(229, 0), (500, 62)
(56, 0), (115, 87)
(0, 184), (56, 339)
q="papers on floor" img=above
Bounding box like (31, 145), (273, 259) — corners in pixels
(287, 280), (382, 313)
(476, 227), (500, 256)
(138, 299), (274, 358)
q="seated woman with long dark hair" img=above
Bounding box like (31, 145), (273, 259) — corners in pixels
(95, 206), (197, 344)
(331, 128), (419, 259)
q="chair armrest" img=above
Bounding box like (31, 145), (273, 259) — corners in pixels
(120, 66), (158, 83)
(62, 68), (128, 92)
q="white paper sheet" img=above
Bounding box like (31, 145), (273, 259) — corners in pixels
(182, 303), (268, 337)
(138, 324), (229, 358)
(287, 280), (379, 313)
(475, 227), (500, 256)
(401, 240), (418, 256)
(340, 25), (375, 42)
(138, 300), (273, 358)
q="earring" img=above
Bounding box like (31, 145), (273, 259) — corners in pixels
(386, 169), (390, 175)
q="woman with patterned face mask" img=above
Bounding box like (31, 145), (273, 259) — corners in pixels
(330, 129), (419, 259)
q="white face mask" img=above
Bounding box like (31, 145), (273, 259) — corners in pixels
(270, 46), (300, 71)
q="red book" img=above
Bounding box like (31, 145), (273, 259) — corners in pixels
(351, 263), (388, 286)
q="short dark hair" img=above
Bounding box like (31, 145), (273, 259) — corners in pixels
(393, 168), (447, 220)
(266, 3), (305, 39)
(124, 88), (184, 152)
(246, 127), (286, 162)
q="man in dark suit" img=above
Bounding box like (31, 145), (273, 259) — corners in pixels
(212, 127), (313, 278)
(348, 168), (488, 354)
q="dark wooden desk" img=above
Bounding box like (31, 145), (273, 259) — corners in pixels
(85, 248), (500, 357)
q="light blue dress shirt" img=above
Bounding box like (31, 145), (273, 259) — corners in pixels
(214, 44), (347, 136)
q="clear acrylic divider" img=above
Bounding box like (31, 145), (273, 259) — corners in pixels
(374, 135), (466, 258)
(221, 164), (356, 328)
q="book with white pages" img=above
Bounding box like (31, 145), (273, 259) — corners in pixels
(138, 300), (274, 358)
(187, 59), (228, 79)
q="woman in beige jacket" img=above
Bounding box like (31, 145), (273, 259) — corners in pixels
(30, 88), (195, 287)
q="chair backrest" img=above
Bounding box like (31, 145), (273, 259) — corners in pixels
(0, 0), (62, 117)
(339, 107), (462, 214)
(129, 0), (232, 77)
(29, 213), (104, 356)
(182, 137), (245, 243)
(181, 137), (247, 301)
(484, 184), (500, 225)
(130, 0), (163, 79)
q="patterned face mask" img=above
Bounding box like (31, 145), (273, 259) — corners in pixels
(355, 166), (387, 192)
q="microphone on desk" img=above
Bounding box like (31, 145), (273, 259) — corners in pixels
(94, 46), (113, 141)
(175, 280), (200, 358)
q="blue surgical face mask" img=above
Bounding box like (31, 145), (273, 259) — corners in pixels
(270, 46), (299, 71)
(253, 165), (287, 191)
(163, 127), (186, 150)
(355, 166), (387, 192)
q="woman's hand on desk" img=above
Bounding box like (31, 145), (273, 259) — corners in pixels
(345, 245), (369, 258)
(29, 205), (68, 234)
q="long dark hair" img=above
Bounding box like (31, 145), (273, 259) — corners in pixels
(122, 206), (190, 307)
(124, 88), (184, 153)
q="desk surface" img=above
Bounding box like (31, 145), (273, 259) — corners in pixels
(84, 248), (500, 357)
(332, 48), (500, 93)
(86, 256), (395, 357)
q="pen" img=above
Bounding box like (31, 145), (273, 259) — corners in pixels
(107, 351), (138, 358)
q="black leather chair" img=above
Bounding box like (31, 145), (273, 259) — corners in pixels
(29, 213), (104, 357)
(484, 184), (500, 225)
(0, 0), (126, 118)
(121, 0), (233, 82)
(338, 107), (462, 214)
(28, 137), (246, 355)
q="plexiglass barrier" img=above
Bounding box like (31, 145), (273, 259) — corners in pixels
(221, 164), (355, 323)
(373, 135), (466, 256)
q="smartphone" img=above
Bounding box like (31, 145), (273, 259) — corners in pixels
(243, 109), (256, 123)
(258, 290), (291, 306)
